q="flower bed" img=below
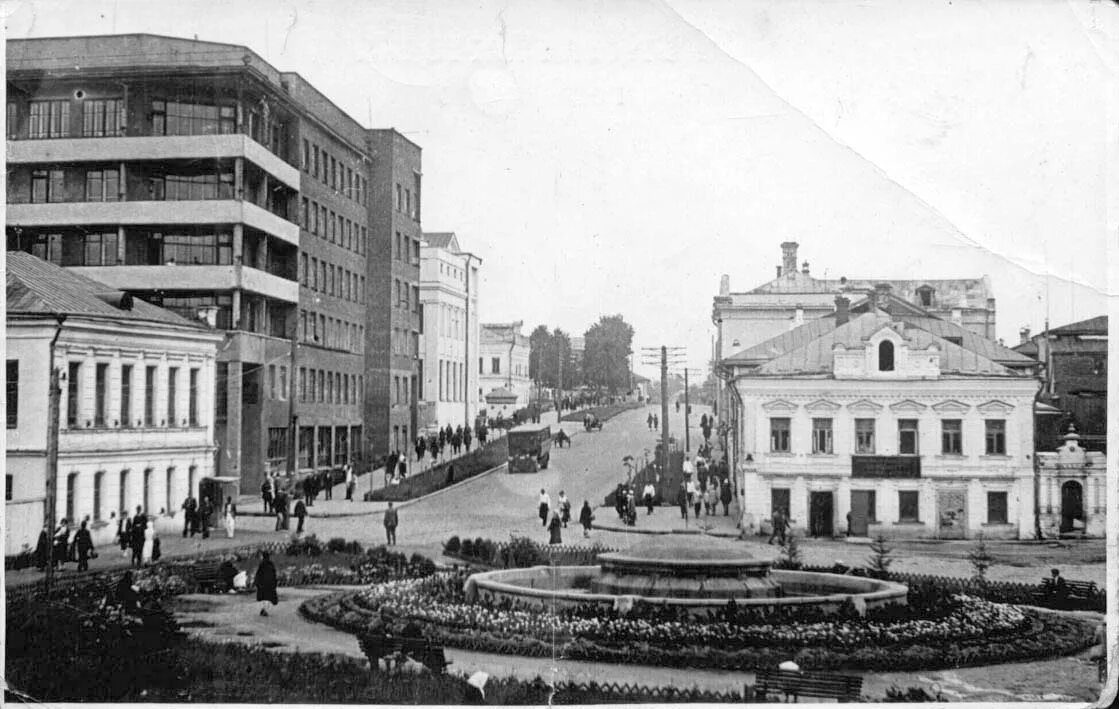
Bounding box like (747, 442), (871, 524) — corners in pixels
(371, 438), (508, 502)
(301, 572), (1097, 672)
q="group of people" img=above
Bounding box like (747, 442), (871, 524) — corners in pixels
(180, 494), (227, 539)
(34, 516), (97, 572)
(414, 423), (485, 469)
(645, 412), (660, 430)
(537, 488), (594, 542)
(678, 465), (733, 521)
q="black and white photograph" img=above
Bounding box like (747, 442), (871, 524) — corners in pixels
(2, 0), (1115, 704)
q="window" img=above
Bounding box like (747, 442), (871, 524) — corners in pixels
(318, 370), (325, 403)
(312, 145), (320, 178)
(156, 231), (233, 265)
(405, 188), (411, 217)
(80, 232), (120, 266)
(82, 99), (123, 137)
(31, 169), (65, 203)
(67, 362), (80, 427)
(941, 419), (962, 455)
(85, 169), (120, 201)
(917, 287), (933, 307)
(396, 183), (402, 211)
(152, 100), (235, 136)
(299, 367), (307, 402)
(157, 171), (234, 201)
(854, 418), (875, 454)
(770, 418), (791, 453)
(29, 100), (70, 138)
(120, 364), (132, 427)
(987, 491), (1008, 524)
(189, 369), (200, 425)
(303, 139), (310, 171)
(898, 490), (920, 523)
(94, 470), (105, 522)
(167, 367), (178, 425)
(279, 366), (287, 402)
(6, 474), (12, 502)
(94, 363), (108, 427)
(811, 418), (833, 454)
(267, 428), (289, 461)
(898, 419), (918, 455)
(144, 365), (156, 426)
(6, 360), (18, 429)
(878, 340), (895, 371)
(7, 102), (17, 138)
(119, 469), (130, 516)
(66, 472), (77, 522)
(985, 419), (1006, 455)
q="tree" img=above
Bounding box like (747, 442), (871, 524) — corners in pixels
(582, 315), (635, 394)
(528, 324), (551, 383)
(867, 533), (894, 579)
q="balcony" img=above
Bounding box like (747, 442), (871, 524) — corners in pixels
(70, 264), (299, 304)
(7, 200), (299, 246)
(7, 134), (300, 190)
(851, 455), (921, 479)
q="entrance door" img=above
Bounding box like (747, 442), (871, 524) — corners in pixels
(937, 489), (967, 539)
(771, 488), (790, 518)
(1061, 481), (1084, 533)
(809, 491), (834, 537)
(849, 491), (872, 536)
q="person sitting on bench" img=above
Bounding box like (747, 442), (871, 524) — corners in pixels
(1050, 568), (1069, 602)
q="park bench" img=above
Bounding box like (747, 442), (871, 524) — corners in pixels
(754, 669), (863, 703)
(192, 559), (227, 593)
(1034, 577), (1099, 607)
(359, 633), (451, 674)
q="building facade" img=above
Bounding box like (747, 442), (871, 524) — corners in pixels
(1014, 316), (1107, 452)
(725, 293), (1040, 540)
(6, 35), (405, 492)
(480, 322), (531, 407)
(418, 232), (481, 433)
(366, 129), (422, 456)
(6, 252), (223, 553)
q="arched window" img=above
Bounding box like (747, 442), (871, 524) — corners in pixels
(142, 467), (153, 515)
(94, 470), (105, 522)
(878, 341), (895, 371)
(119, 468), (130, 517)
(65, 471), (78, 523)
(165, 467), (175, 516)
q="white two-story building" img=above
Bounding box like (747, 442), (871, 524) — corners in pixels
(6, 252), (222, 553)
(724, 288), (1040, 540)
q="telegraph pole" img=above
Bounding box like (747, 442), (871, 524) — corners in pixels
(44, 315), (66, 592)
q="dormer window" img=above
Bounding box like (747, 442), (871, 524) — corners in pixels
(878, 341), (895, 371)
(916, 286), (934, 307)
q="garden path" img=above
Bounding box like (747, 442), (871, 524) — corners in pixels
(173, 586), (1104, 702)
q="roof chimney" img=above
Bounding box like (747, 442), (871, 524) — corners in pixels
(835, 295), (850, 326)
(873, 283), (892, 309)
(776, 265), (782, 278)
(719, 274), (730, 296)
(1019, 326), (1031, 345)
(781, 241), (798, 277)
(802, 261), (810, 275)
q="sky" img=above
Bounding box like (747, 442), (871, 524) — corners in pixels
(5, 0), (1115, 378)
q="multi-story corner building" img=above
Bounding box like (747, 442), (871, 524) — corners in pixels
(5, 35), (407, 492)
(418, 232), (481, 433)
(6, 252), (223, 553)
(480, 322), (532, 407)
(1014, 316), (1107, 452)
(724, 289), (1039, 540)
(366, 129), (422, 456)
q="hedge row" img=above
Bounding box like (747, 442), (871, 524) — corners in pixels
(370, 437), (508, 502)
(444, 534), (614, 568)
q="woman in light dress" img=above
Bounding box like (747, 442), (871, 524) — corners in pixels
(223, 496), (237, 539)
(141, 516), (155, 566)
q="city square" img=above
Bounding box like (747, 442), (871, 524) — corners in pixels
(4, 1), (1114, 705)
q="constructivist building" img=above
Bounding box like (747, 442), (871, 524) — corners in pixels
(6, 252), (223, 553)
(6, 34), (417, 491)
(724, 288), (1040, 540)
(479, 321), (531, 407)
(418, 232), (481, 434)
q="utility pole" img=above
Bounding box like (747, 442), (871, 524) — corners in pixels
(44, 315), (66, 593)
(641, 345), (686, 476)
(286, 311), (299, 480)
(684, 368), (691, 453)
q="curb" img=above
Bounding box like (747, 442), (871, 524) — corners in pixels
(591, 521), (742, 538)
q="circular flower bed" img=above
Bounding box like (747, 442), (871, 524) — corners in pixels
(301, 572), (1098, 672)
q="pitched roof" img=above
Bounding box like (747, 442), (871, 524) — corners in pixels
(1048, 315), (1107, 336)
(422, 232), (460, 252)
(6, 252), (205, 330)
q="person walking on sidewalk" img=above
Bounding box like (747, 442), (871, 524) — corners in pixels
(579, 500), (595, 538)
(74, 520), (94, 572)
(720, 477), (732, 516)
(199, 496), (214, 539)
(548, 509), (563, 545)
(345, 463), (356, 501)
(223, 496), (237, 539)
(643, 482), (656, 515)
(261, 477), (274, 514)
(538, 489), (552, 527)
(293, 495), (308, 534)
(255, 551), (279, 617)
(181, 494), (198, 538)
(463, 425), (473, 452)
(130, 509), (146, 568)
(321, 469), (333, 501)
(558, 491), (571, 528)
(769, 509), (789, 545)
(384, 502), (399, 546)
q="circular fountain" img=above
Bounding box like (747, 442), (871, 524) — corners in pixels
(465, 535), (907, 616)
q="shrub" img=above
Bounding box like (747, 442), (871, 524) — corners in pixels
(444, 535), (461, 554)
(968, 534), (995, 583)
(286, 534), (324, 557)
(867, 533), (893, 579)
(774, 531), (802, 570)
(460, 539), (474, 558)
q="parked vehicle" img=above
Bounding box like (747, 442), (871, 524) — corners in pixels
(508, 423), (552, 473)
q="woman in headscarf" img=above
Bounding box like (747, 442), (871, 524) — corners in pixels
(547, 508), (563, 545)
(579, 500), (594, 538)
(255, 551), (279, 616)
(34, 524), (50, 571)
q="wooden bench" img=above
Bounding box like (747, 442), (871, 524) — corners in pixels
(192, 559), (227, 593)
(1035, 577), (1099, 606)
(754, 669), (863, 703)
(359, 633), (451, 674)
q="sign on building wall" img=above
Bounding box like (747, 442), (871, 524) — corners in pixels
(851, 455), (921, 479)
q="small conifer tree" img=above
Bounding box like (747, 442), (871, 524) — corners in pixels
(968, 534), (996, 583)
(867, 533), (894, 579)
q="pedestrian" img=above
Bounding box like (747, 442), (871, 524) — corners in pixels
(141, 516), (155, 566)
(199, 496), (213, 539)
(647, 413), (654, 430)
(293, 495), (308, 534)
(548, 509), (563, 545)
(274, 488), (286, 531)
(223, 496), (237, 539)
(706, 485), (719, 517)
(720, 477), (732, 516)
(304, 474), (317, 507)
(75, 520), (94, 572)
(34, 524), (50, 571)
(579, 500), (595, 538)
(446, 464), (456, 486)
(559, 491), (571, 528)
(626, 489), (638, 526)
(643, 482), (656, 514)
(261, 477), (274, 514)
(52, 518), (70, 569)
(769, 509), (789, 545)
(397, 456), (407, 480)
(345, 464), (356, 501)
(463, 425), (473, 451)
(384, 501), (399, 546)
(538, 489), (551, 527)
(678, 482), (689, 520)
(130, 511), (146, 568)
(181, 493), (198, 538)
(255, 551), (279, 617)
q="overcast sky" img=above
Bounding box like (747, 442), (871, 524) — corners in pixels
(6, 0), (1115, 376)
